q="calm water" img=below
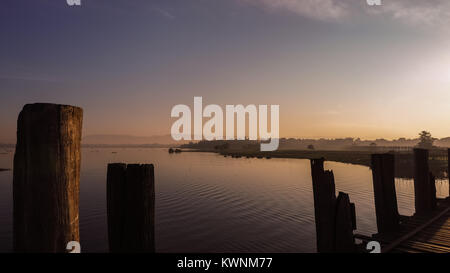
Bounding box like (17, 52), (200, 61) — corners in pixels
(0, 148), (448, 253)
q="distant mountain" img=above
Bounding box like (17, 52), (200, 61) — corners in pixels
(82, 134), (189, 145)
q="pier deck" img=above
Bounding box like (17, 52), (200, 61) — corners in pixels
(356, 197), (450, 253)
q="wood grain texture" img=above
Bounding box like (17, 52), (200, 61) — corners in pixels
(13, 103), (83, 252)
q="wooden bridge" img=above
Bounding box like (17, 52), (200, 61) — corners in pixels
(356, 197), (450, 253)
(311, 149), (450, 253)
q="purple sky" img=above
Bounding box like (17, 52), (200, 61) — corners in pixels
(1, 0), (450, 142)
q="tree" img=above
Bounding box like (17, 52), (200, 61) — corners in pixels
(417, 131), (434, 149)
(307, 144), (315, 150)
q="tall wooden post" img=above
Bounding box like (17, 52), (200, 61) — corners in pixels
(107, 163), (155, 253)
(107, 163), (127, 252)
(413, 149), (435, 214)
(371, 154), (399, 234)
(334, 192), (356, 253)
(429, 173), (437, 211)
(13, 103), (83, 252)
(310, 158), (336, 253)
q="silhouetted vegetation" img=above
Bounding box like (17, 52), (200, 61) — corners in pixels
(180, 135), (450, 152)
(182, 139), (449, 179)
(417, 131), (434, 149)
(225, 150), (448, 179)
(214, 143), (229, 151)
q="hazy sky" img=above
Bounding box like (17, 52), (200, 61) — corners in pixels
(1, 0), (450, 142)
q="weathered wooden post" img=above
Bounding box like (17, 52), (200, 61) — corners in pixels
(448, 148), (450, 197)
(107, 163), (127, 252)
(13, 103), (83, 252)
(334, 192), (356, 253)
(107, 163), (155, 253)
(371, 154), (399, 234)
(413, 149), (436, 214)
(310, 159), (357, 253)
(310, 158), (336, 253)
(429, 173), (437, 211)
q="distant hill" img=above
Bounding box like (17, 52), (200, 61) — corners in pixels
(435, 137), (450, 147)
(5, 133), (450, 148)
(82, 134), (189, 145)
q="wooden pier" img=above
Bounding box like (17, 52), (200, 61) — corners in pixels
(384, 197), (450, 253)
(312, 148), (450, 253)
(355, 197), (450, 253)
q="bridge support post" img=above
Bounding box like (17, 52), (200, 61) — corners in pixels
(311, 158), (336, 253)
(334, 192), (356, 253)
(371, 154), (400, 234)
(413, 149), (436, 214)
(429, 173), (437, 211)
(310, 159), (356, 253)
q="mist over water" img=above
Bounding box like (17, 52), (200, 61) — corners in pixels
(0, 148), (448, 252)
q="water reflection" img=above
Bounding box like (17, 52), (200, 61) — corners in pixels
(0, 148), (448, 252)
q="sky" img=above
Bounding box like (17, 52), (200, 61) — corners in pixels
(1, 0), (450, 143)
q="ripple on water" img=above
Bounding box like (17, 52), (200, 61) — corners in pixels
(0, 149), (445, 253)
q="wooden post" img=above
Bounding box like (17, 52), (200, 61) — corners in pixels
(107, 163), (127, 252)
(448, 148), (450, 197)
(13, 103), (83, 252)
(334, 192), (356, 253)
(310, 158), (336, 253)
(107, 163), (155, 253)
(429, 173), (437, 211)
(371, 154), (399, 234)
(413, 149), (435, 214)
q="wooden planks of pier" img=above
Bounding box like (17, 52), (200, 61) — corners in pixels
(356, 197), (450, 253)
(383, 198), (450, 253)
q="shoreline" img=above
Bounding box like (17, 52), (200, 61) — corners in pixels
(178, 148), (448, 179)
